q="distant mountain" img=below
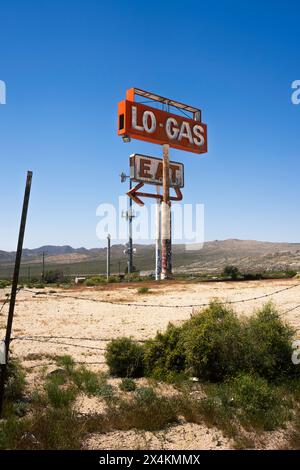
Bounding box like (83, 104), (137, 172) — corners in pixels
(23, 245), (91, 256)
(1, 239), (300, 277)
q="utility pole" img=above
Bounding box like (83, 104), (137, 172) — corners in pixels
(120, 172), (135, 274)
(41, 251), (45, 281)
(0, 171), (33, 415)
(161, 144), (172, 279)
(128, 179), (133, 274)
(106, 234), (111, 281)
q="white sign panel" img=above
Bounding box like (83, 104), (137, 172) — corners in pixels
(130, 154), (184, 188)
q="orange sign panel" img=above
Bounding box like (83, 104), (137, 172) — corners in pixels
(118, 98), (207, 154)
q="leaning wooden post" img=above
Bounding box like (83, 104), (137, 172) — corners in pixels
(0, 171), (33, 415)
(161, 144), (172, 279)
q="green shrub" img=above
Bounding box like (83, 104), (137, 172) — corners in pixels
(228, 373), (291, 430)
(44, 270), (65, 284)
(105, 337), (144, 377)
(84, 276), (107, 287)
(284, 270), (297, 278)
(95, 383), (115, 402)
(71, 366), (100, 394)
(107, 276), (119, 283)
(45, 375), (77, 408)
(119, 378), (136, 392)
(134, 386), (157, 404)
(182, 302), (245, 381)
(106, 301), (298, 385)
(245, 302), (296, 380)
(242, 272), (263, 281)
(55, 355), (75, 373)
(0, 280), (10, 289)
(116, 386), (178, 431)
(222, 265), (240, 280)
(5, 359), (26, 401)
(179, 374), (291, 434)
(137, 286), (149, 294)
(144, 323), (186, 379)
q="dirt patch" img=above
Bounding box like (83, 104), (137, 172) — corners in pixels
(84, 421), (232, 450)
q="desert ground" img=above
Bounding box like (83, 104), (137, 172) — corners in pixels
(1, 278), (300, 449)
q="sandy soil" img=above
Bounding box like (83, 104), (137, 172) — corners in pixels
(0, 278), (299, 449)
(84, 422), (233, 450)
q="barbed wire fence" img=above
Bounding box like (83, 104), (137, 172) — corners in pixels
(20, 281), (300, 308)
(1, 282), (300, 369)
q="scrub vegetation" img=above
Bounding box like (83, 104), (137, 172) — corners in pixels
(0, 301), (299, 449)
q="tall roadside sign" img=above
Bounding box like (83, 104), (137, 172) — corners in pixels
(118, 88), (208, 279)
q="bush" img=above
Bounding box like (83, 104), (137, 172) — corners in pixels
(179, 374), (291, 433)
(242, 272), (263, 281)
(56, 355), (75, 373)
(116, 386), (178, 431)
(45, 376), (77, 408)
(106, 301), (298, 385)
(0, 280), (10, 289)
(222, 265), (240, 280)
(43, 270), (65, 284)
(71, 366), (101, 394)
(137, 287), (149, 294)
(245, 302), (296, 380)
(182, 302), (245, 381)
(105, 338), (144, 377)
(5, 359), (26, 402)
(284, 270), (297, 278)
(119, 378), (136, 392)
(228, 373), (291, 430)
(107, 276), (119, 283)
(144, 324), (186, 379)
(84, 276), (107, 287)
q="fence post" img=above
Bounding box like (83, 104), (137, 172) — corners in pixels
(0, 171), (33, 415)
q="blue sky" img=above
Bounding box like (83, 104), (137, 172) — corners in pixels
(0, 0), (299, 251)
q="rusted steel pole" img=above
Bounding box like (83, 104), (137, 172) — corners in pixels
(155, 186), (161, 280)
(0, 171), (33, 415)
(161, 144), (172, 279)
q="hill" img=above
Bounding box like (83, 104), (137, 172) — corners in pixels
(1, 239), (300, 279)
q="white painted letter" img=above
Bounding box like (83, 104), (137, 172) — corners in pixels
(132, 106), (144, 131)
(143, 110), (156, 133)
(166, 117), (179, 140)
(178, 121), (193, 144)
(193, 124), (205, 146)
